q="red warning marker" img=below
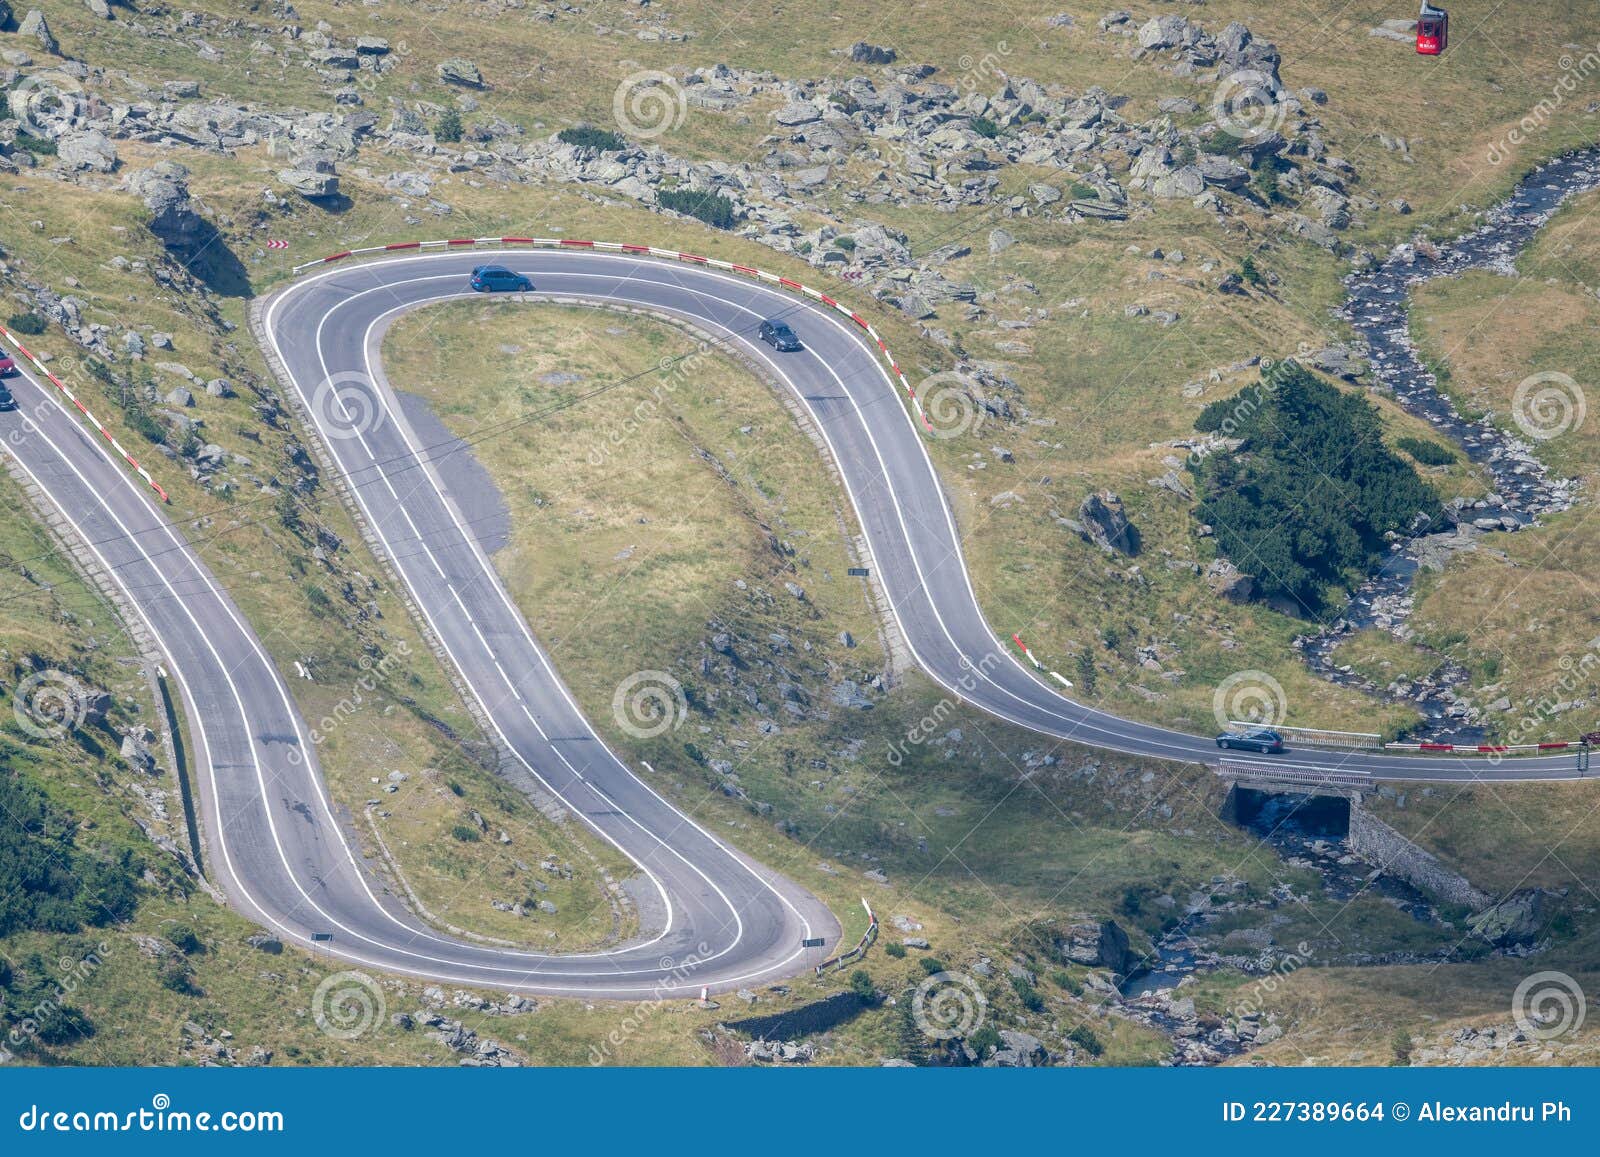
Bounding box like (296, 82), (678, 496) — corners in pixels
(266, 239), (289, 250)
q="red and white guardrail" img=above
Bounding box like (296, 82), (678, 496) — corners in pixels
(290, 235), (933, 431)
(0, 321), (170, 503)
(1384, 740), (1578, 754)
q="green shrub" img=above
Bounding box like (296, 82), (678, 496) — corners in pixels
(1010, 974), (1045, 1012)
(1396, 436), (1457, 465)
(918, 957), (947, 976)
(6, 312), (48, 336)
(435, 108), (462, 143)
(657, 187), (739, 230)
(1074, 650), (1097, 694)
(884, 941), (907, 958)
(1067, 1023), (1104, 1056)
(968, 1022), (1002, 1054)
(0, 773), (140, 937)
(1239, 254), (1264, 286)
(1195, 362), (1439, 612)
(1050, 968), (1083, 996)
(166, 923), (204, 954)
(969, 116), (1001, 139)
(13, 132), (56, 157)
(450, 824), (481, 842)
(849, 968), (876, 1000)
(832, 235), (856, 251)
(557, 125), (626, 151)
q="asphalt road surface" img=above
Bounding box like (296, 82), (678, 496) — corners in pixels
(1, 247), (1587, 995)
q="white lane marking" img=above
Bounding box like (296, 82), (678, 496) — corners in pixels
(334, 280), (825, 935)
(294, 282), (815, 972)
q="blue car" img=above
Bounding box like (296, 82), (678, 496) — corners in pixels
(470, 265), (534, 292)
(1215, 727), (1284, 754)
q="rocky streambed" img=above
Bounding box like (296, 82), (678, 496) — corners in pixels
(1298, 147), (1600, 741)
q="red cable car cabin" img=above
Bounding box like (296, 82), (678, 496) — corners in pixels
(1417, 3), (1447, 55)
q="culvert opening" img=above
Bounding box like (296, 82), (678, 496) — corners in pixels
(1231, 786), (1351, 840)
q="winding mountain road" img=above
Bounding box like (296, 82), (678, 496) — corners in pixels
(0, 244), (1587, 997)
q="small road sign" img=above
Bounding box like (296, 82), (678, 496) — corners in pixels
(310, 932), (334, 943)
(801, 937), (826, 948)
(847, 567), (869, 577)
(266, 239), (290, 250)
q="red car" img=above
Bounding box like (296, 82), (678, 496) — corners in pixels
(0, 354), (14, 376)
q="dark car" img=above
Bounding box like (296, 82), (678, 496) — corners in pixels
(0, 384), (17, 412)
(759, 320), (801, 351)
(469, 265), (534, 292)
(1215, 727), (1284, 754)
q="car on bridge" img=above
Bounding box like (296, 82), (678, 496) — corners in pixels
(759, 319), (802, 351)
(469, 265), (534, 292)
(1215, 727), (1285, 754)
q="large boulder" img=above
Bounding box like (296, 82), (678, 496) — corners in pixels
(1205, 558), (1254, 603)
(1195, 153), (1250, 190)
(848, 41), (897, 64)
(1078, 490), (1140, 555)
(18, 9), (59, 55)
(986, 1030), (1050, 1067)
(1152, 165), (1205, 199)
(83, 0), (112, 17)
(127, 162), (209, 252)
(1055, 918), (1135, 974)
(1468, 889), (1560, 947)
(278, 166), (339, 199)
(436, 58), (485, 87)
(57, 129), (117, 172)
